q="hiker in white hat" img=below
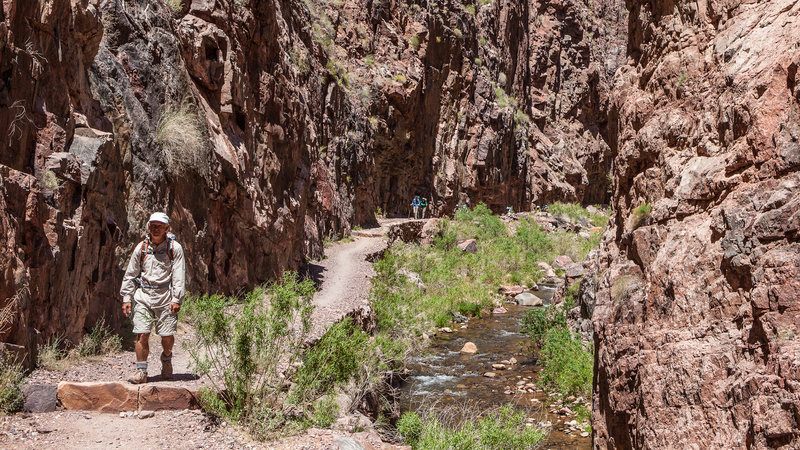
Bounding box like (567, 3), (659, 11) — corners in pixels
(119, 212), (186, 384)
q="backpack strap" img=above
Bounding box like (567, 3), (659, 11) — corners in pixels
(139, 240), (149, 267)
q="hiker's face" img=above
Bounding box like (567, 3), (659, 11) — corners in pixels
(148, 221), (169, 241)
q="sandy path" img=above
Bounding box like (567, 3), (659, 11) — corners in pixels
(306, 218), (410, 340)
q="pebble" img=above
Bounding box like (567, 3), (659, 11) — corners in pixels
(509, 357), (518, 364)
(439, 327), (453, 333)
(139, 410), (155, 419)
(581, 432), (590, 437)
(483, 372), (497, 378)
(491, 363), (506, 370)
(119, 412), (126, 418)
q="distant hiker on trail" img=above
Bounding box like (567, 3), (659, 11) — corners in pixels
(421, 197), (429, 218)
(411, 196), (421, 219)
(120, 212), (186, 384)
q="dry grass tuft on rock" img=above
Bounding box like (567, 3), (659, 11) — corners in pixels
(156, 102), (208, 176)
(627, 203), (651, 230)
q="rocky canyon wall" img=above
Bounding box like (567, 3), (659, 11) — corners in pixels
(592, 0), (800, 447)
(0, 0), (622, 358)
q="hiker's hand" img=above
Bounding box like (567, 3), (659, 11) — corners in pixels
(122, 302), (131, 317)
(169, 302), (181, 314)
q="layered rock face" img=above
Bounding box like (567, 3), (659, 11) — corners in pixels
(0, 0), (622, 355)
(592, 0), (800, 447)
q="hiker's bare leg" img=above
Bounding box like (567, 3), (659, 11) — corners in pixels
(161, 335), (174, 357)
(136, 333), (150, 361)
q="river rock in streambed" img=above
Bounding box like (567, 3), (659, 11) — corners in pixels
(514, 292), (543, 307)
(460, 342), (477, 354)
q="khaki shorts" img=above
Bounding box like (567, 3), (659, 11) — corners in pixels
(132, 302), (177, 336)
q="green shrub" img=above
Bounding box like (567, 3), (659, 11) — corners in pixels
(464, 4), (476, 15)
(409, 35), (420, 50)
(521, 305), (566, 347)
(291, 318), (373, 402)
(364, 54), (375, 67)
(455, 301), (481, 317)
(398, 405), (546, 449)
(312, 394), (339, 427)
(186, 273), (315, 439)
(539, 328), (592, 398)
(37, 335), (66, 370)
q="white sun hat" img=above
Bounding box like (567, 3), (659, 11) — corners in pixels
(148, 212), (170, 224)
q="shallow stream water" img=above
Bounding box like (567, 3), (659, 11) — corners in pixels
(398, 285), (591, 449)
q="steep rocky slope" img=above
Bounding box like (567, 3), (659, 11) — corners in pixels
(0, 0), (622, 358)
(592, 0), (800, 447)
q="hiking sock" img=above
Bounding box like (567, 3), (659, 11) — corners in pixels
(136, 361), (148, 371)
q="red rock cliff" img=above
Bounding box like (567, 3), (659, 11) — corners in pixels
(592, 0), (800, 447)
(0, 0), (622, 357)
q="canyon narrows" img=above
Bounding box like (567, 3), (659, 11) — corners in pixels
(1, 0), (799, 448)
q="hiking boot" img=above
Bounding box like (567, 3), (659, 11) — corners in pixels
(128, 369), (147, 384)
(160, 352), (173, 380)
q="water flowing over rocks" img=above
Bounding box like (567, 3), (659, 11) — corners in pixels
(591, 0), (800, 447)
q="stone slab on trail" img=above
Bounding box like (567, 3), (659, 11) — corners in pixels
(57, 382), (200, 412)
(139, 385), (200, 411)
(57, 382), (139, 413)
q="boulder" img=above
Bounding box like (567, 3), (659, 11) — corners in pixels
(537, 262), (557, 278)
(565, 263), (585, 279)
(457, 239), (477, 254)
(499, 285), (525, 297)
(22, 384), (57, 413)
(515, 292), (543, 307)
(553, 255), (574, 269)
(57, 382), (138, 413)
(460, 342), (478, 354)
(138, 385), (200, 411)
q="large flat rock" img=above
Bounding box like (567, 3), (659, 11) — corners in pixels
(139, 385), (199, 411)
(57, 382), (138, 413)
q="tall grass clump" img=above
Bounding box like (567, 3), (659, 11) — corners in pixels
(186, 272), (315, 439)
(0, 298), (24, 414)
(156, 101), (208, 176)
(397, 405), (546, 449)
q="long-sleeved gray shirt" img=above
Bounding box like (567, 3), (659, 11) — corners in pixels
(119, 237), (186, 308)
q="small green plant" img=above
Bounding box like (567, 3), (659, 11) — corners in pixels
(363, 54), (375, 67)
(409, 35), (420, 50)
(478, 0), (492, 5)
(453, 28), (463, 38)
(514, 109), (530, 125)
(37, 335), (66, 370)
(677, 71), (687, 88)
(474, 57), (482, 66)
(548, 202), (609, 228)
(39, 170), (60, 190)
(395, 74), (407, 83)
(478, 37), (487, 45)
(436, 36), (442, 43)
(464, 3), (476, 15)
(628, 203), (651, 230)
(521, 305), (567, 347)
(375, 206), (383, 217)
(164, 0), (182, 11)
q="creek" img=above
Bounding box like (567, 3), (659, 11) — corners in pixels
(398, 284), (591, 449)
